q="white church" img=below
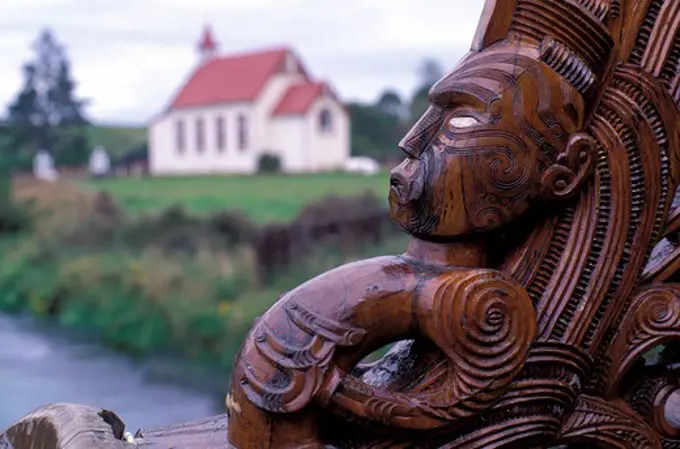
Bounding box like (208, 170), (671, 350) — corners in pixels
(148, 26), (350, 175)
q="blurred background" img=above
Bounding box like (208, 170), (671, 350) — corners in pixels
(0, 0), (484, 433)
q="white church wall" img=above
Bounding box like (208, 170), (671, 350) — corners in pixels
(270, 116), (307, 172)
(149, 102), (258, 175)
(305, 95), (350, 172)
(257, 71), (307, 154)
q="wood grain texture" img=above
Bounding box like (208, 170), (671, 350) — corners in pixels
(0, 404), (126, 449)
(134, 414), (230, 448)
(6, 0), (680, 447)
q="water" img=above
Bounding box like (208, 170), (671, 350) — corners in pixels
(0, 313), (224, 433)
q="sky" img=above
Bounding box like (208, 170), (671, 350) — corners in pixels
(0, 0), (485, 125)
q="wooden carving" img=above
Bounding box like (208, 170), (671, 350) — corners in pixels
(225, 0), (680, 447)
(4, 0), (680, 448)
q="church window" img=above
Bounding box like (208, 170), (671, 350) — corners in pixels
(319, 109), (332, 133)
(175, 119), (185, 154)
(196, 117), (205, 153)
(216, 116), (226, 152)
(238, 115), (248, 151)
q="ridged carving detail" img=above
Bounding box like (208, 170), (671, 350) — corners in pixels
(607, 284), (680, 396)
(239, 299), (366, 413)
(540, 37), (596, 93)
(574, 0), (611, 21)
(510, 0), (613, 73)
(630, 1), (664, 66)
(558, 395), (661, 448)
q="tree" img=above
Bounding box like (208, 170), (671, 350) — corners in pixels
(4, 29), (89, 169)
(346, 60), (446, 163)
(417, 58), (445, 87)
(409, 58), (446, 121)
(409, 85), (431, 123)
(376, 90), (405, 118)
(348, 102), (407, 162)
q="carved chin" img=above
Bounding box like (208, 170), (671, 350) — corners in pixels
(388, 193), (413, 231)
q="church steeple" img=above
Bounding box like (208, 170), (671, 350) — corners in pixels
(197, 24), (218, 62)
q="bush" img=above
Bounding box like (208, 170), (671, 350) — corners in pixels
(0, 174), (31, 235)
(0, 202), (31, 235)
(0, 180), (409, 373)
(0, 240), (256, 365)
(61, 198), (258, 257)
(295, 190), (385, 225)
(257, 153), (281, 173)
(208, 210), (257, 246)
(121, 206), (257, 255)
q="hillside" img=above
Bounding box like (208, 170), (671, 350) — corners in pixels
(76, 172), (390, 223)
(86, 124), (147, 160)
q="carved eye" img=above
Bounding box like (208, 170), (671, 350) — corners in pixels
(448, 116), (480, 128)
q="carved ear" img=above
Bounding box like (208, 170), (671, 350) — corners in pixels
(540, 133), (597, 200)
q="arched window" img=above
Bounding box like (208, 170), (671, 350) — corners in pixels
(319, 109), (332, 133)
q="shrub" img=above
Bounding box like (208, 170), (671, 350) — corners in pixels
(295, 190), (385, 225)
(257, 153), (281, 173)
(0, 181), (408, 374)
(0, 240), (256, 364)
(0, 174), (31, 235)
(121, 206), (257, 255)
(208, 210), (257, 246)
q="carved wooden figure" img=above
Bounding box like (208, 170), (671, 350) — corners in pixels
(4, 0), (680, 448)
(226, 0), (680, 447)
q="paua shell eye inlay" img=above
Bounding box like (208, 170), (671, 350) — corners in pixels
(449, 116), (480, 128)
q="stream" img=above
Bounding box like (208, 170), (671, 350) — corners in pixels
(0, 313), (224, 432)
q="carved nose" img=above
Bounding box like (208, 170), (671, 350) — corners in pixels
(390, 171), (408, 198)
(390, 161), (423, 203)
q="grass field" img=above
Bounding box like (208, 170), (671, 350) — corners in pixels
(86, 125), (147, 159)
(77, 171), (390, 223)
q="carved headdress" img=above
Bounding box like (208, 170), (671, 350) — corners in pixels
(374, 0), (680, 446)
(473, 0), (680, 350)
(474, 0), (617, 99)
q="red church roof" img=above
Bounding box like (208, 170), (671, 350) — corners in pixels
(170, 47), (305, 110)
(273, 82), (330, 115)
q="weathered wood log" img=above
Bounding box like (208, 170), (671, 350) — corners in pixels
(134, 414), (229, 448)
(0, 404), (231, 449)
(0, 404), (126, 449)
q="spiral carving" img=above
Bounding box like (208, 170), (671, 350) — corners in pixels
(607, 284), (680, 397)
(480, 146), (531, 191)
(327, 270), (537, 429)
(468, 195), (509, 232)
(467, 143), (533, 232)
(429, 270), (537, 406)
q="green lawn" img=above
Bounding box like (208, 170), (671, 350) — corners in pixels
(86, 125), (147, 159)
(77, 171), (390, 223)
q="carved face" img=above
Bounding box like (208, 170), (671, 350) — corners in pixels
(389, 46), (588, 239)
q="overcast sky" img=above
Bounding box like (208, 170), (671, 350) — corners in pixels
(0, 0), (485, 125)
